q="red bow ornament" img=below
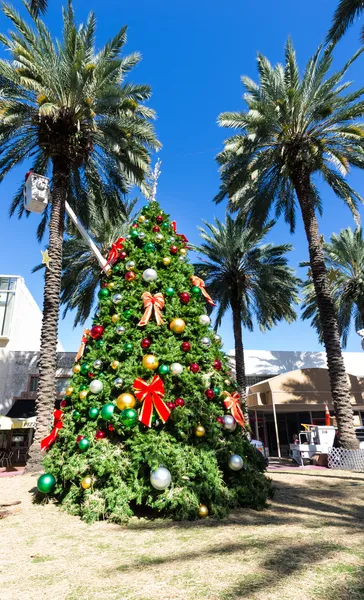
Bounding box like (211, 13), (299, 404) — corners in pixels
(138, 292), (164, 327)
(224, 393), (245, 428)
(190, 275), (216, 306)
(40, 409), (63, 452)
(106, 237), (126, 267)
(133, 375), (171, 427)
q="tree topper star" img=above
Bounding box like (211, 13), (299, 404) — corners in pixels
(41, 249), (52, 269)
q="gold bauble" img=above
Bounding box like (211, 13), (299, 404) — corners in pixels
(116, 393), (136, 411)
(224, 379), (231, 386)
(79, 390), (88, 399)
(180, 248), (187, 256)
(73, 364), (81, 374)
(169, 318), (186, 334)
(195, 425), (206, 437)
(81, 476), (92, 490)
(162, 257), (171, 266)
(111, 360), (120, 370)
(198, 504), (209, 518)
(65, 386), (74, 397)
(142, 354), (159, 371)
(107, 282), (116, 290)
(111, 314), (120, 323)
(106, 268), (113, 277)
(138, 215), (146, 223)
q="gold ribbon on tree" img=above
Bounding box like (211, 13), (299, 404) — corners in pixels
(190, 276), (216, 306)
(75, 329), (90, 362)
(138, 292), (165, 327)
(224, 392), (245, 428)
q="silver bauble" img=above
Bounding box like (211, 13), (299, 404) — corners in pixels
(150, 467), (171, 490)
(89, 379), (103, 394)
(125, 260), (135, 269)
(199, 314), (211, 326)
(223, 415), (237, 432)
(112, 293), (122, 304)
(142, 268), (158, 282)
(215, 334), (222, 345)
(224, 379), (231, 386)
(179, 256), (185, 262)
(228, 454), (244, 471)
(155, 233), (164, 242)
(168, 237), (175, 243)
(170, 362), (183, 376)
(114, 377), (123, 388)
(138, 232), (146, 239)
(116, 326), (126, 335)
(93, 359), (102, 369)
(201, 336), (212, 348)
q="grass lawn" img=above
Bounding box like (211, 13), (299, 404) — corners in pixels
(1, 469), (364, 600)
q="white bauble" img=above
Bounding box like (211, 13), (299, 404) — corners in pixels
(89, 379), (103, 394)
(228, 454), (244, 471)
(112, 293), (122, 304)
(170, 362), (183, 376)
(116, 326), (126, 335)
(125, 260), (135, 270)
(223, 415), (237, 432)
(93, 359), (102, 369)
(199, 314), (211, 326)
(114, 377), (123, 388)
(150, 467), (171, 490)
(201, 336), (212, 348)
(143, 268), (158, 282)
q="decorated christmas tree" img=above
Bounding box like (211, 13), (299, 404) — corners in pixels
(39, 200), (271, 522)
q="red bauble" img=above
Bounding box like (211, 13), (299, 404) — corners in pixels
(217, 416), (224, 424)
(95, 430), (106, 440)
(119, 251), (127, 261)
(81, 336), (88, 344)
(131, 223), (139, 228)
(100, 281), (107, 288)
(181, 341), (191, 352)
(76, 435), (84, 443)
(167, 401), (176, 410)
(88, 372), (96, 379)
(60, 400), (67, 408)
(213, 359), (222, 371)
(152, 225), (160, 233)
(156, 215), (164, 223)
(205, 388), (215, 399)
(175, 398), (185, 407)
(190, 363), (200, 373)
(141, 338), (151, 349)
(170, 245), (178, 255)
(180, 292), (190, 304)
(125, 271), (136, 281)
(90, 325), (104, 339)
(108, 424), (115, 431)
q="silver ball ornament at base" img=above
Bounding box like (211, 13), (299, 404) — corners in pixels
(223, 415), (237, 432)
(138, 232), (146, 239)
(142, 268), (158, 282)
(170, 362), (183, 376)
(201, 336), (212, 348)
(199, 314), (211, 326)
(125, 260), (135, 269)
(228, 454), (244, 471)
(116, 326), (126, 335)
(150, 467), (171, 490)
(112, 293), (122, 304)
(89, 379), (104, 394)
(114, 377), (123, 388)
(93, 359), (102, 369)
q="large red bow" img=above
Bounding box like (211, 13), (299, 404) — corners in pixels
(133, 375), (170, 427)
(190, 275), (216, 306)
(138, 292), (164, 327)
(40, 409), (63, 452)
(106, 237), (126, 267)
(224, 393), (245, 428)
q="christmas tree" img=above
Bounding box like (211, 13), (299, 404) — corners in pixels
(39, 201), (272, 522)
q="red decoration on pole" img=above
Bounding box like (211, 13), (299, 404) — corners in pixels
(75, 329), (89, 362)
(106, 237), (126, 266)
(224, 393), (245, 428)
(190, 275), (216, 306)
(138, 292), (165, 326)
(133, 375), (171, 427)
(325, 404), (331, 426)
(40, 410), (63, 452)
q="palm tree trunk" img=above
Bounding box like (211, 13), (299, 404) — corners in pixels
(231, 296), (247, 405)
(26, 158), (68, 472)
(294, 170), (357, 449)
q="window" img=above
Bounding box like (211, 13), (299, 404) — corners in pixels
(0, 277), (17, 337)
(29, 376), (38, 393)
(29, 376), (70, 395)
(246, 374), (275, 387)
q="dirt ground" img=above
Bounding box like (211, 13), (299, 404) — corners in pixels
(1, 469), (364, 600)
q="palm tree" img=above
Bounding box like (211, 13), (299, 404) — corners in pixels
(327, 0), (364, 44)
(0, 2), (159, 471)
(302, 227), (364, 348)
(215, 40), (364, 448)
(194, 215), (299, 403)
(28, 0), (47, 16)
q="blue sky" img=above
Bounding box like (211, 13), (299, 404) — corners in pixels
(0, 0), (363, 353)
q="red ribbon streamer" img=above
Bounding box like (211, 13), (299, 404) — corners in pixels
(75, 329), (89, 362)
(106, 237), (126, 267)
(190, 275), (216, 306)
(133, 375), (171, 427)
(224, 393), (245, 428)
(40, 409), (63, 452)
(171, 220), (189, 243)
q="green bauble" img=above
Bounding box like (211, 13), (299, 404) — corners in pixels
(37, 473), (56, 494)
(124, 342), (133, 353)
(89, 407), (99, 420)
(162, 221), (170, 229)
(123, 309), (133, 319)
(79, 384), (88, 392)
(95, 340), (104, 349)
(80, 363), (90, 375)
(165, 287), (175, 297)
(78, 438), (90, 452)
(101, 403), (115, 420)
(72, 410), (81, 421)
(98, 288), (110, 300)
(144, 242), (155, 253)
(120, 408), (138, 428)
(113, 263), (122, 273)
(142, 204), (149, 211)
(213, 387), (221, 396)
(158, 364), (170, 375)
(191, 286), (201, 295)
(131, 229), (139, 239)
